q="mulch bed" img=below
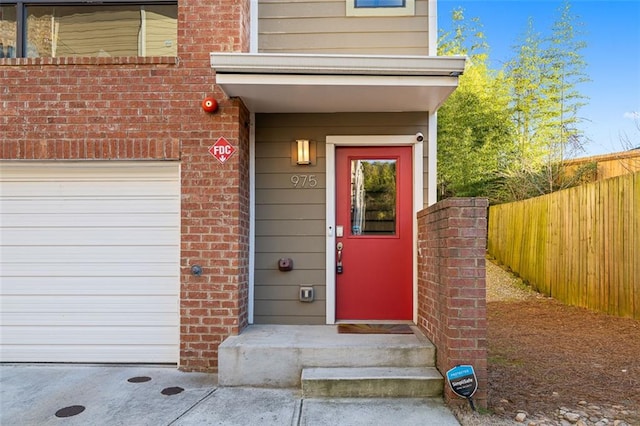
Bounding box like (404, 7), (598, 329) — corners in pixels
(488, 296), (640, 422)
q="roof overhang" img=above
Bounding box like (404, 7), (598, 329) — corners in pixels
(210, 53), (466, 113)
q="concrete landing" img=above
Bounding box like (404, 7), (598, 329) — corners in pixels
(218, 324), (437, 388)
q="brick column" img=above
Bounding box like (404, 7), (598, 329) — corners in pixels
(178, 0), (251, 371)
(417, 198), (488, 409)
(179, 100), (250, 371)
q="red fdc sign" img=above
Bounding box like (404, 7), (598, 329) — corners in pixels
(208, 137), (236, 164)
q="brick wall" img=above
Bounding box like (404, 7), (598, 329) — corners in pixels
(179, 100), (251, 371)
(0, 0), (251, 372)
(417, 198), (488, 409)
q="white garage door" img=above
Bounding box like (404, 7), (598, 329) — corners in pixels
(0, 162), (180, 363)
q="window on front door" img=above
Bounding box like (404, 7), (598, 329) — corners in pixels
(350, 159), (397, 236)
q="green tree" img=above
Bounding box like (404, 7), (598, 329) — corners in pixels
(498, 1), (590, 200)
(504, 18), (551, 170)
(439, 2), (590, 202)
(437, 9), (516, 199)
(545, 0), (590, 163)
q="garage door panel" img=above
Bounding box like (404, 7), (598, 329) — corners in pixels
(2, 228), (178, 246)
(1, 180), (178, 197)
(2, 295), (177, 314)
(1, 213), (179, 227)
(1, 276), (177, 296)
(2, 246), (178, 264)
(0, 162), (178, 180)
(1, 198), (177, 215)
(0, 345), (176, 363)
(1, 312), (177, 327)
(1, 326), (178, 345)
(1, 262), (178, 277)
(0, 162), (180, 363)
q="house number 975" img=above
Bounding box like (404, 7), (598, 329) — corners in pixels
(291, 175), (318, 188)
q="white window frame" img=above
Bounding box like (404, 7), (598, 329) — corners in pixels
(1, 0), (177, 58)
(346, 0), (415, 17)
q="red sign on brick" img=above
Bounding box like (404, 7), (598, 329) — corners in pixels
(208, 137), (236, 164)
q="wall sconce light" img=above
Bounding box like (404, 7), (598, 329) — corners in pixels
(296, 139), (311, 165)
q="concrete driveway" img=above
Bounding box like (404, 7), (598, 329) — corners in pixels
(0, 364), (460, 425)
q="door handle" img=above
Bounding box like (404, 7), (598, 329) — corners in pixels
(336, 242), (343, 274)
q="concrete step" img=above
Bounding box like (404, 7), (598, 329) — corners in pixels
(301, 366), (444, 398)
(218, 325), (437, 387)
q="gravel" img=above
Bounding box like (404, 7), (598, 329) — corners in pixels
(485, 260), (538, 303)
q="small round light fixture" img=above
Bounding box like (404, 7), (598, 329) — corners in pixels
(202, 97), (218, 113)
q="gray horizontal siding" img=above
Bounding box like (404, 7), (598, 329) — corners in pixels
(254, 253), (325, 270)
(255, 219), (325, 236)
(260, 16), (428, 32)
(256, 204), (325, 220)
(255, 269), (326, 286)
(255, 113), (326, 324)
(255, 189), (324, 204)
(256, 158), (326, 173)
(259, 0), (430, 55)
(255, 300), (326, 317)
(253, 315), (326, 325)
(255, 236), (325, 253)
(255, 285), (326, 301)
(260, 33), (428, 54)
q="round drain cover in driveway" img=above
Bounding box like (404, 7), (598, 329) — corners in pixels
(127, 376), (152, 383)
(161, 386), (184, 396)
(55, 405), (85, 418)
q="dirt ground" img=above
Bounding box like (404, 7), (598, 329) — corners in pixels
(456, 259), (640, 425)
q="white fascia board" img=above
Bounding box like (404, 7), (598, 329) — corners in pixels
(211, 53), (466, 77)
(215, 73), (458, 87)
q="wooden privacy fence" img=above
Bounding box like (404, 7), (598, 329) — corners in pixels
(488, 172), (639, 320)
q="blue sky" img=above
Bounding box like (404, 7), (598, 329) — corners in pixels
(438, 0), (640, 158)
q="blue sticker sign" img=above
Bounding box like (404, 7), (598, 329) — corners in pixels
(446, 365), (478, 399)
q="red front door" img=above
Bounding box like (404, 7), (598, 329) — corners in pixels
(335, 146), (413, 321)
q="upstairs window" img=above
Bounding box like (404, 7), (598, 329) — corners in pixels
(0, 2), (177, 58)
(0, 6), (17, 58)
(355, 0), (405, 7)
(347, 0), (415, 16)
